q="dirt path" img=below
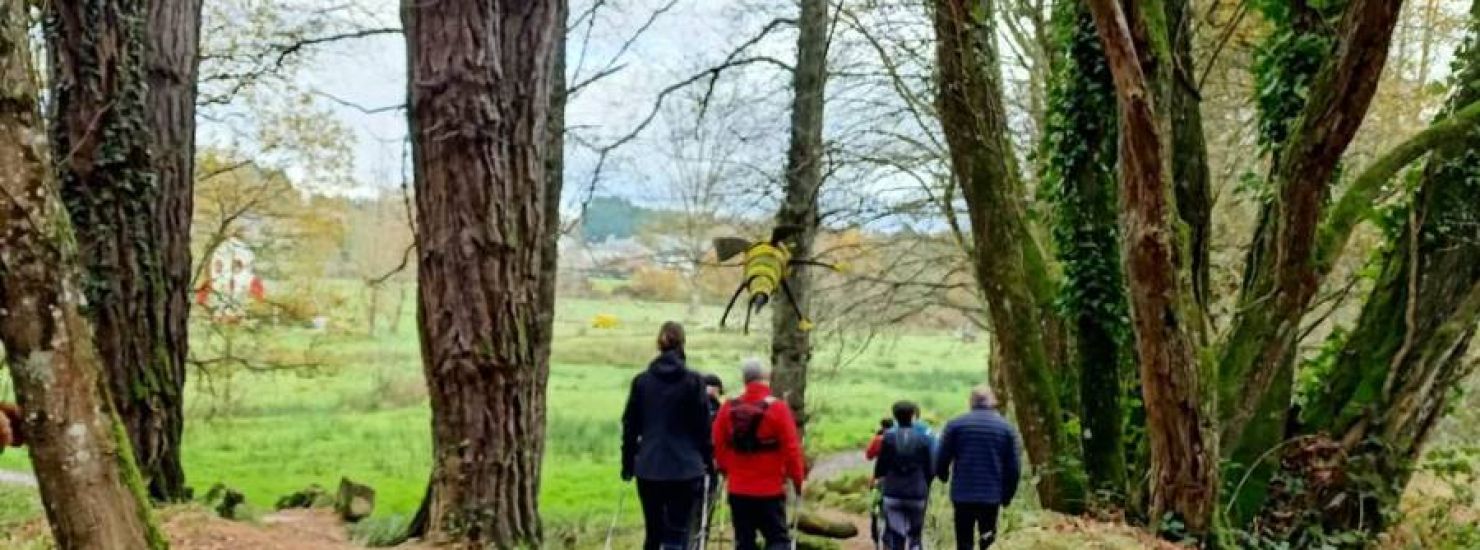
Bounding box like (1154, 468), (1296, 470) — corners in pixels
(806, 451), (877, 550)
(0, 468), (36, 487)
(809, 449), (870, 484)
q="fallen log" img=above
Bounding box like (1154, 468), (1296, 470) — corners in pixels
(798, 509), (859, 539)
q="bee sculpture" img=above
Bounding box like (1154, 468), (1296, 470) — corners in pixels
(713, 225), (840, 334)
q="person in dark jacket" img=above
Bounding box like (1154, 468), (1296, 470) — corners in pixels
(713, 358), (805, 550)
(935, 386), (1020, 550)
(622, 322), (714, 550)
(703, 373), (725, 419)
(874, 401), (934, 550)
(690, 372), (726, 549)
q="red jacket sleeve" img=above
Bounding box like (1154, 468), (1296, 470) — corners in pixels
(712, 401), (733, 475)
(865, 434), (883, 460)
(772, 401), (806, 490)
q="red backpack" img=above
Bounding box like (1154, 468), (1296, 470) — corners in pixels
(728, 397), (780, 453)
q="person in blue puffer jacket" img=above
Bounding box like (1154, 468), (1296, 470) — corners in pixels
(935, 386), (1020, 550)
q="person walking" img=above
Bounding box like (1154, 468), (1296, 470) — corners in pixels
(690, 373), (727, 549)
(935, 386), (1020, 550)
(874, 401), (935, 550)
(622, 322), (714, 550)
(713, 358), (805, 550)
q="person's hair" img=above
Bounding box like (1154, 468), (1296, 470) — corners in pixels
(657, 321), (685, 354)
(740, 357), (767, 383)
(970, 385), (998, 409)
(891, 401), (918, 426)
(879, 417), (895, 431)
(702, 373), (724, 392)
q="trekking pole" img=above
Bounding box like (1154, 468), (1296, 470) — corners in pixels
(704, 474), (722, 550)
(697, 474), (712, 550)
(788, 484), (802, 550)
(604, 488), (627, 550)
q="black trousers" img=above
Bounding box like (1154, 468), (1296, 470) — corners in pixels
(728, 494), (791, 550)
(952, 502), (1000, 550)
(637, 478), (703, 550)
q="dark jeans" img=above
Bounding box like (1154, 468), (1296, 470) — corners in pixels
(952, 502), (1000, 550)
(637, 478), (702, 550)
(728, 494), (791, 550)
(882, 497), (927, 550)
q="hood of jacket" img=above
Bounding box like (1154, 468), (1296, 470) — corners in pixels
(648, 350), (688, 381)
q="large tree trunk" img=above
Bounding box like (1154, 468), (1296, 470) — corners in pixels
(0, 5), (166, 548)
(1044, 0), (1129, 507)
(142, 0), (204, 502)
(1218, 0), (1404, 448)
(935, 0), (1087, 513)
(1086, 0), (1217, 536)
(1278, 5), (1480, 538)
(1216, 0), (1405, 524)
(402, 0), (562, 546)
(45, 0), (182, 502)
(770, 0), (828, 433)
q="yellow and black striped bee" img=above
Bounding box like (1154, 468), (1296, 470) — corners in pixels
(713, 225), (838, 334)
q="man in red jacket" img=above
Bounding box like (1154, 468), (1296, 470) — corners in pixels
(713, 359), (805, 550)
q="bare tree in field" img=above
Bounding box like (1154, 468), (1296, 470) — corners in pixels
(402, 0), (565, 545)
(46, 0), (191, 501)
(0, 3), (166, 548)
(771, 0), (829, 432)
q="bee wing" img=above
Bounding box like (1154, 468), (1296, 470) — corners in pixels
(713, 237), (754, 263)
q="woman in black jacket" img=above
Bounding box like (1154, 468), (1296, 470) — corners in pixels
(621, 322), (713, 550)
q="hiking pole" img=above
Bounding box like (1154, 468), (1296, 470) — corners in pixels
(703, 474), (722, 550)
(788, 484), (802, 550)
(697, 474), (712, 550)
(604, 487), (627, 550)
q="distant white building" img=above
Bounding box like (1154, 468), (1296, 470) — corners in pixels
(196, 237), (264, 321)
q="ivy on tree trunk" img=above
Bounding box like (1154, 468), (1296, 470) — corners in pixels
(934, 0), (1087, 513)
(1278, 2), (1480, 537)
(0, 3), (166, 547)
(47, 0), (186, 503)
(1085, 0), (1218, 537)
(1044, 0), (1132, 509)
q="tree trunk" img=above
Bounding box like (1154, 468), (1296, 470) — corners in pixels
(142, 0), (202, 502)
(1216, 0), (1405, 524)
(0, 5), (166, 547)
(1162, 0), (1211, 315)
(1044, 0), (1129, 507)
(1283, 5), (1480, 537)
(1086, 0), (1218, 536)
(402, 0), (563, 546)
(1218, 0), (1404, 449)
(935, 0), (1087, 513)
(47, 0), (186, 503)
(770, 0), (828, 434)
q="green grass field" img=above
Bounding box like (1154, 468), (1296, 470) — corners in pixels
(0, 281), (991, 545)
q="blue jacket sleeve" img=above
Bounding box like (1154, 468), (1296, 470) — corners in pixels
(934, 422), (955, 483)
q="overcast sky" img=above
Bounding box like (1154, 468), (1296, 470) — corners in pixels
(197, 0), (800, 210)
